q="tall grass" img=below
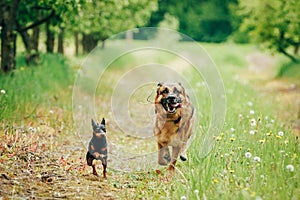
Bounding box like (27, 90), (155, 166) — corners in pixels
(0, 53), (74, 126)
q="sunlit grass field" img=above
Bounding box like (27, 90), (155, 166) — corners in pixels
(0, 42), (299, 199)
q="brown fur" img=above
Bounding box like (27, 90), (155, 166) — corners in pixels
(154, 82), (194, 174)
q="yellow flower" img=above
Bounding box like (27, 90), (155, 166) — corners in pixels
(276, 135), (282, 139)
(292, 154), (297, 159)
(230, 137), (235, 142)
(266, 132), (272, 136)
(20, 66), (25, 71)
(259, 139), (265, 144)
(215, 136), (222, 141)
(284, 140), (289, 144)
(213, 179), (219, 184)
(238, 146), (242, 150)
(229, 169), (235, 174)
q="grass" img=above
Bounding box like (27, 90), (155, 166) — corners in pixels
(0, 42), (299, 199)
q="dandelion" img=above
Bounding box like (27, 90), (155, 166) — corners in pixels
(247, 101), (253, 106)
(255, 196), (263, 200)
(49, 110), (54, 114)
(0, 89), (5, 94)
(249, 110), (255, 115)
(181, 196), (187, 200)
(259, 139), (265, 144)
(266, 132), (272, 136)
(213, 179), (219, 184)
(276, 135), (282, 140)
(286, 164), (294, 172)
(278, 131), (284, 137)
(215, 136), (222, 141)
(249, 130), (256, 135)
(20, 66), (25, 71)
(230, 127), (235, 132)
(229, 169), (235, 174)
(250, 118), (256, 127)
(284, 140), (289, 145)
(230, 137), (235, 142)
(238, 146), (242, 150)
(245, 152), (252, 158)
(253, 156), (261, 162)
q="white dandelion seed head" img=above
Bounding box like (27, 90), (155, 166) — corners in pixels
(247, 101), (253, 106)
(286, 164), (294, 172)
(230, 128), (235, 132)
(0, 89), (6, 94)
(253, 156), (261, 162)
(245, 152), (252, 158)
(194, 189), (199, 195)
(181, 196), (187, 200)
(255, 196), (263, 200)
(249, 110), (255, 115)
(49, 110), (54, 114)
(270, 119), (275, 124)
(250, 118), (257, 127)
(265, 116), (269, 120)
(249, 130), (256, 135)
(278, 131), (284, 137)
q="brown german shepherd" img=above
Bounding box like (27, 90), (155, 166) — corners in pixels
(154, 82), (195, 174)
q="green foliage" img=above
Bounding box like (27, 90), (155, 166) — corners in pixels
(149, 0), (237, 42)
(76, 0), (158, 41)
(238, 0), (300, 61)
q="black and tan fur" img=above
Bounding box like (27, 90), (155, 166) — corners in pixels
(86, 118), (108, 178)
(154, 82), (194, 174)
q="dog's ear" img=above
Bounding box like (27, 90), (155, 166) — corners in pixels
(157, 82), (163, 87)
(101, 118), (105, 126)
(91, 119), (97, 132)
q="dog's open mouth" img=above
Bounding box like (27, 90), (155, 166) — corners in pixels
(166, 103), (180, 113)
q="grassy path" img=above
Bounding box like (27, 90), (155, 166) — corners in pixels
(0, 43), (299, 199)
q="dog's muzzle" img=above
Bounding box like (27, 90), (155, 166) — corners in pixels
(161, 95), (182, 114)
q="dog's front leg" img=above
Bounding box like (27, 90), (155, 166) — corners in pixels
(158, 143), (171, 165)
(168, 146), (180, 173)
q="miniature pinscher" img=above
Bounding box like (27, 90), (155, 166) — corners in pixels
(86, 118), (107, 178)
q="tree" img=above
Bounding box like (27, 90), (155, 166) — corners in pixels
(1, 0), (20, 72)
(76, 0), (158, 53)
(0, 0), (82, 72)
(238, 0), (300, 62)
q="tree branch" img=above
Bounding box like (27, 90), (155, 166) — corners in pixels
(17, 9), (55, 33)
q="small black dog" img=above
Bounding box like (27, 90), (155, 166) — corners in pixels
(86, 118), (107, 178)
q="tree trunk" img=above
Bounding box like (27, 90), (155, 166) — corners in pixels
(82, 34), (98, 54)
(0, 0), (20, 73)
(74, 31), (79, 56)
(57, 27), (64, 54)
(32, 25), (40, 52)
(46, 20), (55, 53)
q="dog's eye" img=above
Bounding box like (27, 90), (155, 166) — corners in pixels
(161, 88), (169, 94)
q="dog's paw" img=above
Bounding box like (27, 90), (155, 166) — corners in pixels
(180, 155), (187, 161)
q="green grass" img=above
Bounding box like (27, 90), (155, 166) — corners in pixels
(0, 53), (74, 125)
(0, 42), (299, 199)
